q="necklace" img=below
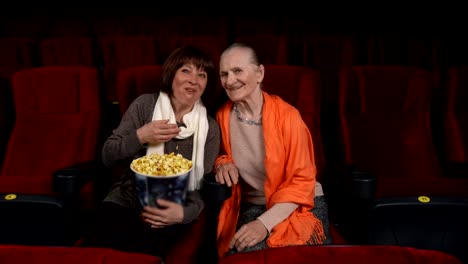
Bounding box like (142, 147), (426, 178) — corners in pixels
(174, 122), (186, 151)
(233, 104), (262, 126)
(174, 138), (183, 151)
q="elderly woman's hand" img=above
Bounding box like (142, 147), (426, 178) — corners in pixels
(216, 162), (239, 187)
(230, 220), (268, 252)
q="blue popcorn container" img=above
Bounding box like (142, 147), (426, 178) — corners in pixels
(132, 167), (192, 208)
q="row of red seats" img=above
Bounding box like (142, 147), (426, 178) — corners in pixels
(0, 245), (162, 264)
(0, 244), (462, 264)
(0, 67), (104, 250)
(0, 34), (281, 103)
(327, 66), (468, 264)
(219, 245), (463, 264)
(1, 65), (467, 263)
(1, 64), (466, 167)
(272, 65), (468, 263)
(0, 66), (218, 264)
(0, 64), (333, 263)
(0, 32), (462, 139)
(1, 63), (467, 199)
(113, 64), (468, 263)
(0, 32), (463, 121)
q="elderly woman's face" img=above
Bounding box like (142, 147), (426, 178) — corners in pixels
(219, 47), (263, 102)
(171, 63), (207, 106)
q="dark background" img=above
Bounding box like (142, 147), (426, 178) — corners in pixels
(1, 11), (468, 167)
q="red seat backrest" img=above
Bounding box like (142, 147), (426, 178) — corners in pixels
(115, 64), (223, 118)
(234, 34), (291, 65)
(167, 34), (228, 70)
(39, 36), (96, 66)
(0, 81), (13, 172)
(0, 245), (162, 264)
(338, 66), (441, 182)
(99, 34), (159, 102)
(116, 65), (164, 115)
(0, 37), (35, 78)
(114, 65), (217, 263)
(218, 245), (462, 264)
(262, 65), (325, 181)
(0, 37), (35, 174)
(1, 66), (101, 177)
(443, 67), (468, 163)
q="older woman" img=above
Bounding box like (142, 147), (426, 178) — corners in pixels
(214, 43), (330, 257)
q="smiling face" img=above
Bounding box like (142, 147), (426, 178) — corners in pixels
(171, 63), (208, 107)
(219, 46), (264, 103)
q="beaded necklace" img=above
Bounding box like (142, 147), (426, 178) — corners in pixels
(233, 104), (262, 126)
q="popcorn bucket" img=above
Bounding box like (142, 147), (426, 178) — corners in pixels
(131, 153), (193, 208)
(132, 167), (192, 208)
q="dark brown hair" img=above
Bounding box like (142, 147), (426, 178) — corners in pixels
(160, 45), (216, 99)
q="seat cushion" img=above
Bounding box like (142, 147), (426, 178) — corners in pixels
(218, 245), (462, 264)
(0, 245), (162, 264)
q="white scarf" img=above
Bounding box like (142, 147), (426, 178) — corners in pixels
(146, 92), (208, 191)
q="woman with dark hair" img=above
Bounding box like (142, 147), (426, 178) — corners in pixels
(91, 46), (220, 259)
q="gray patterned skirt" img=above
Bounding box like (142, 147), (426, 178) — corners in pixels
(228, 195), (332, 255)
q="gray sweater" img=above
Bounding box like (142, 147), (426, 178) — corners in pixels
(101, 93), (220, 224)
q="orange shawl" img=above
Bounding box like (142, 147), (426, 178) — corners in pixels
(215, 91), (325, 257)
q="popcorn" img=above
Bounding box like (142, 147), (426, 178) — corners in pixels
(131, 152), (192, 176)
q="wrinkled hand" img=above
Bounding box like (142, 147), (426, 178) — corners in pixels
(137, 119), (181, 145)
(215, 162), (239, 187)
(230, 220), (268, 251)
(141, 199), (184, 228)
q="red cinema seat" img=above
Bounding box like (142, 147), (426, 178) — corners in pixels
(115, 64), (222, 121)
(98, 35), (160, 133)
(0, 37), (35, 78)
(167, 34), (228, 70)
(262, 64), (346, 244)
(0, 78), (14, 173)
(39, 36), (96, 66)
(234, 34), (291, 65)
(0, 244), (162, 264)
(335, 65), (468, 197)
(442, 67), (468, 172)
(0, 91), (6, 166)
(218, 245), (462, 264)
(262, 65), (325, 179)
(115, 65), (164, 116)
(0, 66), (104, 246)
(99, 34), (159, 103)
(328, 65), (468, 263)
(338, 66), (440, 184)
(0, 37), (36, 173)
(112, 65), (219, 263)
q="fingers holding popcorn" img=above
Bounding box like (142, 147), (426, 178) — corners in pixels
(137, 119), (181, 145)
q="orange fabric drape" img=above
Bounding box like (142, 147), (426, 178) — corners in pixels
(214, 91), (325, 257)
